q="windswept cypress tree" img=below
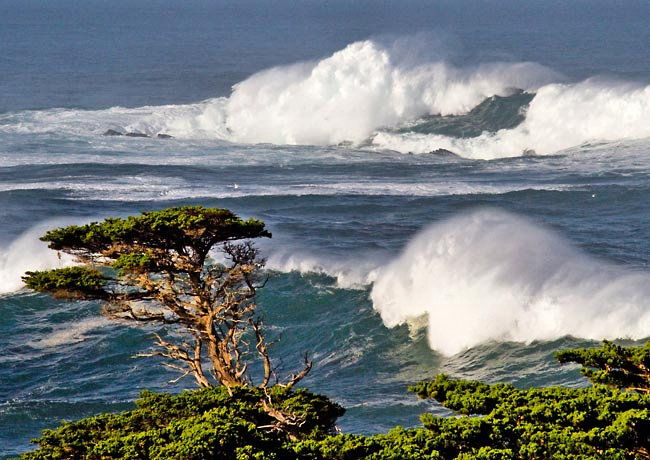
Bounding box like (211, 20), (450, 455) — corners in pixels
(556, 340), (650, 393)
(23, 206), (311, 389)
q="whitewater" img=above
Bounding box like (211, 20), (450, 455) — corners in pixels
(3, 0), (650, 454)
(6, 40), (650, 160)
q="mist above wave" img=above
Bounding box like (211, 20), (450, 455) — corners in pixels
(370, 208), (650, 355)
(0, 223), (75, 295)
(7, 38), (650, 160)
(222, 41), (555, 145)
(373, 78), (650, 158)
(0, 39), (556, 147)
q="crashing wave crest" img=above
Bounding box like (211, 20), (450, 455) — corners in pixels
(370, 208), (650, 355)
(6, 39), (650, 159)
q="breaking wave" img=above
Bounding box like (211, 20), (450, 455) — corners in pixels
(0, 224), (75, 295)
(6, 39), (650, 159)
(370, 209), (650, 355)
(6, 210), (650, 354)
(0, 39), (556, 148)
(373, 78), (650, 158)
(220, 41), (554, 145)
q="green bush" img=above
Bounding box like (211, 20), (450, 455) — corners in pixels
(23, 266), (106, 299)
(20, 339), (650, 459)
(21, 386), (344, 460)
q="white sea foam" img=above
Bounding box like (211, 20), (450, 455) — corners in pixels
(221, 41), (556, 145)
(0, 39), (557, 146)
(0, 224), (75, 294)
(0, 99), (229, 139)
(27, 317), (109, 349)
(372, 78), (650, 158)
(0, 178), (573, 202)
(370, 208), (650, 355)
(266, 250), (381, 289)
(6, 39), (650, 159)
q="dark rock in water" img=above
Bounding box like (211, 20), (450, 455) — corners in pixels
(522, 148), (537, 157)
(157, 133), (173, 139)
(103, 129), (123, 136)
(429, 148), (458, 157)
(398, 89), (535, 138)
(125, 132), (150, 138)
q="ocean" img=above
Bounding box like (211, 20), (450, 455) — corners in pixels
(2, 0), (650, 456)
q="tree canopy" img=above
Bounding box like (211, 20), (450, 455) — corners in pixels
(20, 386), (344, 460)
(23, 206), (311, 389)
(556, 340), (650, 393)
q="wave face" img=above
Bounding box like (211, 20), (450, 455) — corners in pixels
(0, 224), (74, 295)
(396, 90), (535, 138)
(0, 39), (557, 147)
(7, 39), (650, 159)
(370, 209), (650, 356)
(372, 78), (650, 158)
(222, 41), (556, 145)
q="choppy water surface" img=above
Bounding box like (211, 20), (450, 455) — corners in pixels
(2, 0), (650, 456)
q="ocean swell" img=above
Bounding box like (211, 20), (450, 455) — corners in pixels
(6, 39), (650, 159)
(370, 208), (650, 355)
(372, 78), (650, 158)
(0, 39), (557, 149)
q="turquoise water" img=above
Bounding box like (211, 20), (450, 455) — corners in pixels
(2, 0), (650, 456)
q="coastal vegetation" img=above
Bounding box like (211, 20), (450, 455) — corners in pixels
(19, 343), (650, 459)
(21, 207), (650, 459)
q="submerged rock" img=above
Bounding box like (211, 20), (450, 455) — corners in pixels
(103, 129), (171, 139)
(103, 129), (123, 136)
(429, 148), (458, 157)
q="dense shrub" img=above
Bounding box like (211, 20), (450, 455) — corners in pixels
(20, 329), (650, 458)
(21, 386), (344, 460)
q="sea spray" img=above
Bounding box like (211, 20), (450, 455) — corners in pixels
(372, 78), (650, 158)
(266, 250), (382, 289)
(0, 39), (558, 147)
(223, 40), (556, 145)
(7, 39), (650, 158)
(0, 224), (75, 294)
(370, 208), (650, 355)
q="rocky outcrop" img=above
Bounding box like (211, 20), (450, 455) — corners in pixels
(103, 129), (123, 136)
(103, 129), (173, 139)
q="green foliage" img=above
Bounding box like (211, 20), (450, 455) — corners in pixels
(293, 428), (444, 460)
(410, 374), (650, 459)
(410, 374), (511, 415)
(556, 340), (650, 392)
(23, 205), (286, 389)
(112, 251), (157, 275)
(294, 376), (650, 459)
(21, 386), (344, 460)
(22, 373), (650, 459)
(22, 266), (106, 299)
(40, 206), (270, 257)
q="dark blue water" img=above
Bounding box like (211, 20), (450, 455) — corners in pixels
(2, 0), (650, 457)
(4, 0), (650, 113)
